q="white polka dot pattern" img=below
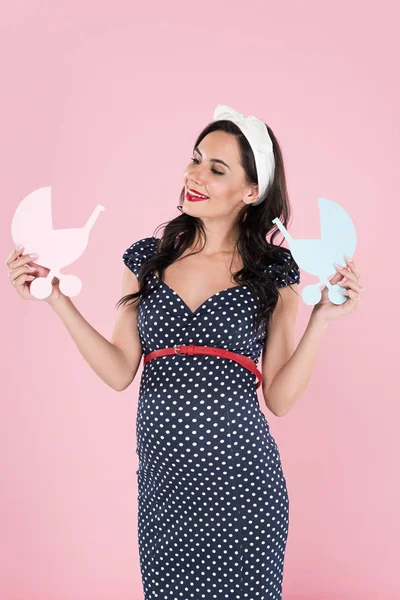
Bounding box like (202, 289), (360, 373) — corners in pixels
(122, 237), (300, 600)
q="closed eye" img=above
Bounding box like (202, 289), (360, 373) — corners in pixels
(190, 157), (224, 175)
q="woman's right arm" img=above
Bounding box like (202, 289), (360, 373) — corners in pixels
(6, 246), (142, 392)
(50, 266), (143, 391)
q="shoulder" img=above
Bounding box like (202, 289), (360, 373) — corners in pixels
(122, 236), (159, 277)
(266, 248), (301, 288)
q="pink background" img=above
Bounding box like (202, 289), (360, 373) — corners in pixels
(1, 1), (399, 598)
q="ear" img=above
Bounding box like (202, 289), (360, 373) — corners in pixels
(243, 184), (259, 205)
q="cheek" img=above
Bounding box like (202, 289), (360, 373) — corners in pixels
(216, 181), (233, 196)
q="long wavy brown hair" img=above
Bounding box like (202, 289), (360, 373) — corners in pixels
(116, 118), (298, 335)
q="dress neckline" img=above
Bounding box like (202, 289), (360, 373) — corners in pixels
(154, 275), (248, 317)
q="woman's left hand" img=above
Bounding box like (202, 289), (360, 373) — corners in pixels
(311, 257), (364, 323)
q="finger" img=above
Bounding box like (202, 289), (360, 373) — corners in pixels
(12, 272), (31, 286)
(14, 269), (36, 285)
(342, 288), (361, 302)
(10, 254), (38, 271)
(25, 260), (42, 269)
(5, 246), (24, 267)
(330, 272), (349, 288)
(9, 266), (34, 283)
(345, 257), (361, 280)
(335, 264), (357, 282)
(338, 276), (364, 293)
(329, 269), (345, 285)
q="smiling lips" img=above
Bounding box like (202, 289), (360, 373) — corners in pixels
(186, 187), (209, 202)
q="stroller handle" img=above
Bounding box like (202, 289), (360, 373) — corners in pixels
(84, 204), (105, 233)
(272, 217), (294, 243)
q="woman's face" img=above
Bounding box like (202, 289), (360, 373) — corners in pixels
(182, 130), (258, 218)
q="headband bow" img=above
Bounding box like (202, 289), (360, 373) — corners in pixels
(212, 104), (275, 205)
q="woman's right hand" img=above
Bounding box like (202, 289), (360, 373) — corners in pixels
(5, 246), (63, 305)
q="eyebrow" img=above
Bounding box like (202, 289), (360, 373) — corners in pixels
(194, 147), (231, 170)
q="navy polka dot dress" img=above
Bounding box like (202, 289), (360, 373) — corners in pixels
(122, 236), (300, 600)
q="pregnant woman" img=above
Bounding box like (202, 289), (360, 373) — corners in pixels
(6, 104), (363, 599)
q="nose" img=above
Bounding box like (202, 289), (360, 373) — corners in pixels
(187, 162), (207, 187)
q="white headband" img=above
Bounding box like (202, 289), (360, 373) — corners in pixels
(212, 104), (275, 206)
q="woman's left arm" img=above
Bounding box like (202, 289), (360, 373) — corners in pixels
(262, 257), (363, 417)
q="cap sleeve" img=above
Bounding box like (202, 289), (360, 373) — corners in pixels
(122, 236), (159, 278)
(267, 251), (301, 288)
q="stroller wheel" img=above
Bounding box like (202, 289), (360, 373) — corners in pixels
(59, 274), (82, 297)
(301, 284), (322, 306)
(328, 284), (347, 305)
(31, 277), (53, 300)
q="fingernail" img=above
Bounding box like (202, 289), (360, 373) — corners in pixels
(29, 253), (39, 258)
(15, 244), (23, 251)
(346, 256), (353, 262)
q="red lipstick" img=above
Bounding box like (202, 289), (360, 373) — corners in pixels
(186, 187), (209, 202)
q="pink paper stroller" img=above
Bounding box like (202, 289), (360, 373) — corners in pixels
(11, 186), (105, 299)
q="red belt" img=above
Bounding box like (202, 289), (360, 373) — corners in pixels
(143, 344), (262, 390)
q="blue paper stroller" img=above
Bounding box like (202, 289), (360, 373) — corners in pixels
(272, 197), (357, 305)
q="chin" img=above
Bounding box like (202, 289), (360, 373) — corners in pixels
(183, 200), (207, 214)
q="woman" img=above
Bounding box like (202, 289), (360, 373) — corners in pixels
(6, 105), (363, 599)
